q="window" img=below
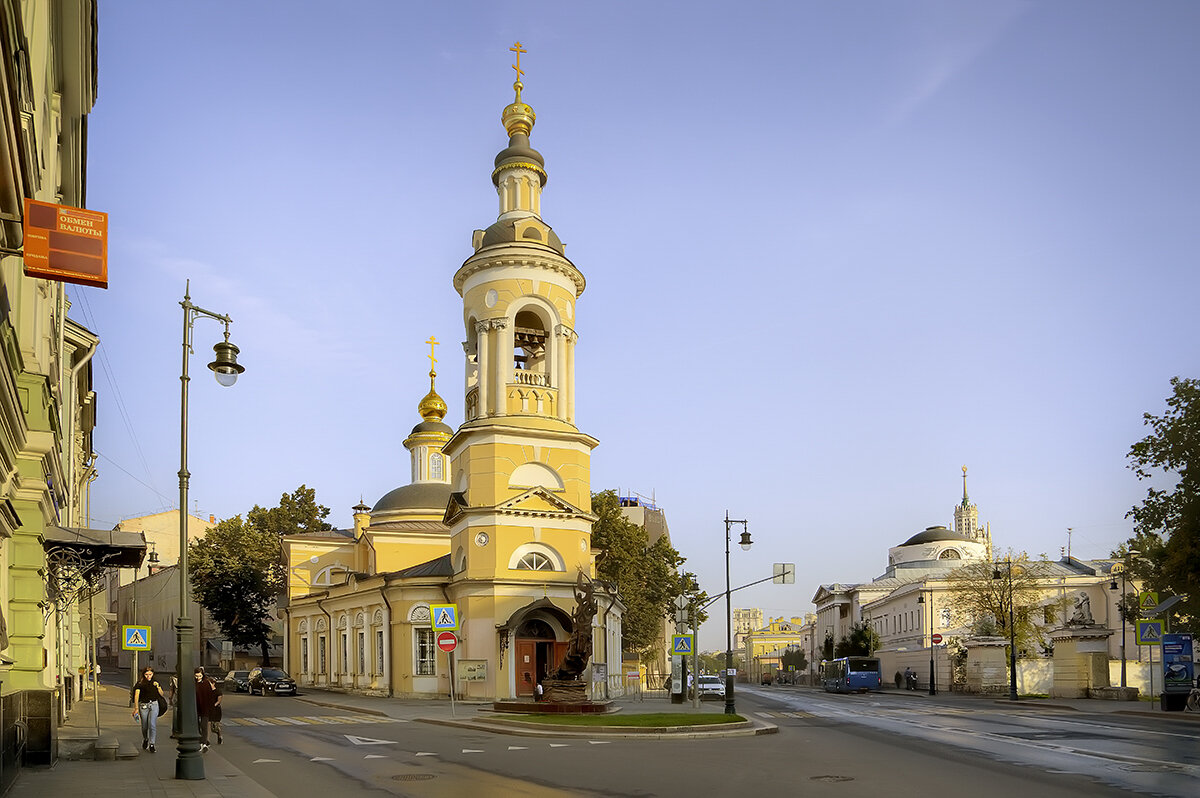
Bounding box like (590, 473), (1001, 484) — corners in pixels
(375, 630), (384, 675)
(416, 628), (435, 675)
(358, 631), (366, 674)
(318, 635), (327, 674)
(300, 636), (309, 675)
(516, 552), (556, 571)
(341, 633), (349, 674)
(430, 453), (444, 480)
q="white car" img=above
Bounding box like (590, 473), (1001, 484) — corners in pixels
(691, 674), (726, 700)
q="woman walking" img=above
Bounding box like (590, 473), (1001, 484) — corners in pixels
(131, 666), (163, 752)
(194, 667), (221, 751)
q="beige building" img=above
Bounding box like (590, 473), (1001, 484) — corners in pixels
(281, 53), (624, 701)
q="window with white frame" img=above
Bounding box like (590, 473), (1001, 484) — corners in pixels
(300, 636), (309, 674)
(318, 635), (327, 673)
(516, 551), (556, 571)
(375, 630), (384, 675)
(415, 628), (435, 675)
(341, 633), (349, 674)
(358, 631), (366, 674)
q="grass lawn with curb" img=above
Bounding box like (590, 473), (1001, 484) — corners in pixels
(510, 713), (745, 727)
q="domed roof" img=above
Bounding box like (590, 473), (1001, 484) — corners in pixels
(372, 482), (453, 515)
(479, 218), (564, 255)
(410, 419), (454, 436)
(902, 525), (972, 546)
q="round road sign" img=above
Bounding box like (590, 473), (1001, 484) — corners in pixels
(436, 631), (458, 652)
(931, 633), (943, 644)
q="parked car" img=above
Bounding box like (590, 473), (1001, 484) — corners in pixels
(248, 667), (297, 696)
(224, 670), (251, 693)
(690, 674), (726, 700)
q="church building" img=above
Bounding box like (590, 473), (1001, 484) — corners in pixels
(281, 46), (624, 701)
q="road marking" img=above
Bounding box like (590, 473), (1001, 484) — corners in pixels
(462, 749), (484, 754)
(228, 714), (400, 727)
(508, 746), (528, 750)
(311, 757), (334, 761)
(415, 752), (437, 757)
(364, 754), (388, 759)
(588, 741), (610, 745)
(344, 734), (398, 746)
(252, 758), (280, 763)
(549, 744), (569, 748)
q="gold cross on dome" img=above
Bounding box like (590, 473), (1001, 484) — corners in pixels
(510, 41), (527, 81)
(425, 336), (439, 371)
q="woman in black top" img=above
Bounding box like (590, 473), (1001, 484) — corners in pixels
(131, 666), (163, 751)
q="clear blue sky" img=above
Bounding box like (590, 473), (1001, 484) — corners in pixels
(77, 2), (1200, 649)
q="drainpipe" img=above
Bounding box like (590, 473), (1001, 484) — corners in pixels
(315, 594), (332, 686)
(377, 586), (393, 697)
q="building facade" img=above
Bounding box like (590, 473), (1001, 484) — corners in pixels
(282, 52), (623, 701)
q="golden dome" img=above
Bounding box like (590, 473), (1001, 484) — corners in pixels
(418, 369), (447, 422)
(502, 81), (536, 138)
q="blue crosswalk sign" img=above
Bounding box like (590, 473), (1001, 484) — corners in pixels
(431, 603), (459, 630)
(122, 625), (151, 651)
(672, 634), (693, 655)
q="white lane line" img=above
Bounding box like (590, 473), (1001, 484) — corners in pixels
(549, 743), (569, 748)
(415, 752), (438, 757)
(252, 758), (280, 763)
(462, 749), (484, 754)
(311, 757), (334, 761)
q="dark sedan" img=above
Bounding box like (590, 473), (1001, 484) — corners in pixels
(223, 670), (250, 693)
(248, 667), (296, 696)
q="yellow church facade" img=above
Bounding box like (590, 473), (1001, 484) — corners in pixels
(281, 47), (624, 701)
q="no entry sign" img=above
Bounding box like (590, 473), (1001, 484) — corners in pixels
(436, 631), (458, 653)
(931, 633), (943, 644)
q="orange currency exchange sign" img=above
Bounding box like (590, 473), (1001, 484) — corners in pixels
(22, 198), (108, 289)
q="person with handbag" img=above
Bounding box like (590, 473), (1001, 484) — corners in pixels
(131, 666), (163, 752)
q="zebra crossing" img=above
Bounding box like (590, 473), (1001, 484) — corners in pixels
(226, 714), (407, 727)
(755, 710), (815, 719)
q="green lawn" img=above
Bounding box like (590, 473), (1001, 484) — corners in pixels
(505, 713), (744, 727)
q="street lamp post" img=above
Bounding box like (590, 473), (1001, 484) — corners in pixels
(918, 590), (936, 695)
(724, 511), (751, 715)
(1109, 549), (1139, 689)
(175, 284), (244, 780)
(993, 559), (1019, 701)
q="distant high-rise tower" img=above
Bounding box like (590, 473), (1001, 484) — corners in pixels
(953, 466), (992, 558)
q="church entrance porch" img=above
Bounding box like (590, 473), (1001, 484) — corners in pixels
(514, 618), (567, 698)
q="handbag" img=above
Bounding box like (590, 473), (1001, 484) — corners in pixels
(157, 694), (168, 717)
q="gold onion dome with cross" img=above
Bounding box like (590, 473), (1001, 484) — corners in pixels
(493, 42), (546, 187)
(417, 336), (448, 424)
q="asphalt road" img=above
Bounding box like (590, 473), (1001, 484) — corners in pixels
(211, 689), (1179, 797)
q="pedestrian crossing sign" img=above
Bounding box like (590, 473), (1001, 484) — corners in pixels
(431, 603), (459, 631)
(1136, 619), (1163, 646)
(122, 625), (151, 651)
(672, 634), (694, 655)
(1138, 591), (1159, 612)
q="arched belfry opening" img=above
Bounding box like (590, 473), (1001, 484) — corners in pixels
(513, 309), (549, 383)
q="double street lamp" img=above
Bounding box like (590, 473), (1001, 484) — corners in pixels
(993, 559), (1019, 701)
(175, 284), (244, 780)
(724, 511), (751, 715)
(1109, 549), (1139, 689)
(917, 590), (936, 695)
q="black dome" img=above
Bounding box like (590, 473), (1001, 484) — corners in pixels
(902, 526), (972, 546)
(372, 483), (453, 514)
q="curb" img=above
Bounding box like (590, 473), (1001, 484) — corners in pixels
(416, 715), (778, 739)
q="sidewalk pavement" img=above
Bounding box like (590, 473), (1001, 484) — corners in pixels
(11, 678), (1196, 798)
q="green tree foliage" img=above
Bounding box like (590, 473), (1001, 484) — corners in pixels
(781, 646), (808, 673)
(590, 490), (705, 656)
(1123, 377), (1200, 633)
(833, 621), (879, 657)
(189, 485), (333, 665)
(821, 632), (834, 661)
(946, 552), (1048, 658)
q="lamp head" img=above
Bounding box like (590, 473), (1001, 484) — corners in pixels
(738, 530), (752, 551)
(208, 335), (245, 387)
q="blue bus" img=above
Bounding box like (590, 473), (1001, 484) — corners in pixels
(821, 657), (882, 693)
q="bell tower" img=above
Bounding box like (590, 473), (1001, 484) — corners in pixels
(442, 43), (598, 592)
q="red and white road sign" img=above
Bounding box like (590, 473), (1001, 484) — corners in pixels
(931, 633), (943, 644)
(436, 631), (458, 652)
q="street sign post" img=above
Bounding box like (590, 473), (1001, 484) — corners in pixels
(436, 631), (458, 716)
(436, 631), (458, 652)
(431, 604), (459, 630)
(931, 633), (943, 645)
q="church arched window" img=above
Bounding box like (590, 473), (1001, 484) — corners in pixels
(515, 552), (556, 571)
(430, 453), (444, 480)
(938, 549), (962, 560)
(513, 310), (548, 379)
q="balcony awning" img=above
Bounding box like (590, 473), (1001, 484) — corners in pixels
(43, 525), (147, 570)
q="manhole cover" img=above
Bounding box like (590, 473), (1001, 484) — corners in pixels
(810, 775), (854, 783)
(392, 774), (436, 782)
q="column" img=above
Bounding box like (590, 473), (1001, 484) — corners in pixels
(475, 321), (489, 418)
(566, 330), (577, 424)
(493, 318), (510, 417)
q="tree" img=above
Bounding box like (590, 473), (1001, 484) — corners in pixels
(590, 491), (706, 656)
(781, 646), (808, 673)
(1122, 377), (1200, 634)
(189, 485), (333, 665)
(945, 552), (1049, 658)
(821, 632), (834, 661)
(834, 621), (879, 658)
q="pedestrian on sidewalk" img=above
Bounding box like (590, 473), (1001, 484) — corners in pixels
(194, 667), (220, 751)
(132, 666), (163, 752)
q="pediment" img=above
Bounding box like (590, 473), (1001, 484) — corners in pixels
(497, 486), (587, 517)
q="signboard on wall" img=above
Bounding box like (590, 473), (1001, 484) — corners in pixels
(22, 198), (108, 288)
(458, 660), (487, 681)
